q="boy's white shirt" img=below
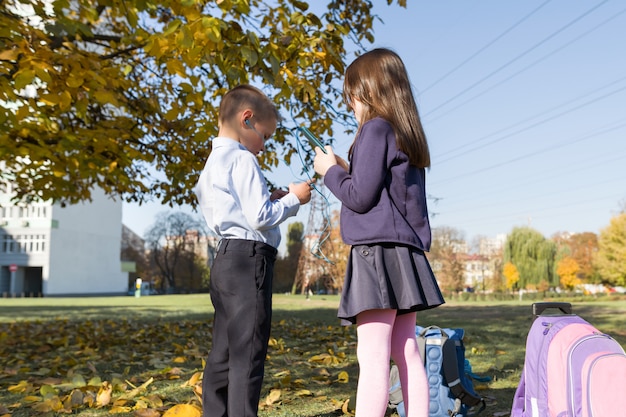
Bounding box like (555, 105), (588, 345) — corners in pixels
(195, 137), (300, 249)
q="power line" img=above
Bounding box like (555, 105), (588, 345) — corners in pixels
(433, 81), (626, 166)
(423, 0), (610, 118)
(431, 116), (626, 185)
(418, 0), (553, 96)
(440, 141), (626, 210)
(425, 5), (626, 126)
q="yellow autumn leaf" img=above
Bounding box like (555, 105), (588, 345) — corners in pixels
(39, 94), (59, 106)
(40, 384), (58, 396)
(59, 90), (72, 111)
(15, 105), (29, 121)
(184, 371), (202, 387)
(166, 60), (187, 77)
(8, 380), (30, 393)
(13, 69), (35, 90)
(34, 67), (52, 84)
(36, 396), (64, 412)
(173, 356), (186, 363)
(94, 90), (118, 106)
(119, 377), (154, 400)
(0, 49), (19, 60)
(66, 71), (84, 88)
(23, 395), (42, 402)
(341, 398), (355, 416)
(111, 405), (133, 413)
(337, 371), (349, 383)
(273, 370), (290, 378)
(96, 382), (112, 406)
(164, 107), (179, 121)
(265, 388), (281, 405)
(162, 404), (201, 417)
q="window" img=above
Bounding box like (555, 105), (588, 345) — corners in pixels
(0, 233), (47, 253)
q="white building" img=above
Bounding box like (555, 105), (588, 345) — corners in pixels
(464, 254), (494, 291)
(0, 184), (128, 296)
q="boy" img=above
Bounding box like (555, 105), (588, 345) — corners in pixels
(195, 85), (312, 417)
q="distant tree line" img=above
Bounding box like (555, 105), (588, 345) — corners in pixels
(122, 209), (626, 296)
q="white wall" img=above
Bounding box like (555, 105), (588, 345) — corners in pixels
(47, 188), (127, 295)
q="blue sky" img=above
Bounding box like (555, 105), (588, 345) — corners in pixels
(123, 1), (626, 252)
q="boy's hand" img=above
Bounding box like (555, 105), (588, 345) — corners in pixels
(289, 180), (313, 204)
(313, 146), (337, 176)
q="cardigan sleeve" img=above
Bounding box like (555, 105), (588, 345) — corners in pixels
(324, 119), (392, 213)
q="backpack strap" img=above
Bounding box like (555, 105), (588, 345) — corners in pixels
(417, 325), (447, 366)
(441, 335), (487, 416)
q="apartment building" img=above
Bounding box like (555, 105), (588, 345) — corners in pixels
(0, 184), (128, 297)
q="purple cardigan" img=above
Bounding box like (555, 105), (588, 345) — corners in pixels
(324, 117), (432, 251)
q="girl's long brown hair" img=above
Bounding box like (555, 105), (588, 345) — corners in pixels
(343, 48), (430, 168)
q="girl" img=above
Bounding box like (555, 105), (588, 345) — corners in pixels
(313, 48), (445, 417)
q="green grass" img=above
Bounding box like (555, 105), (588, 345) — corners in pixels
(1, 294), (625, 417)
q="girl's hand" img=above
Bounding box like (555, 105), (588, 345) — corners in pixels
(313, 146), (337, 176)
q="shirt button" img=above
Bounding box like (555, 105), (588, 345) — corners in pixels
(361, 248), (369, 256)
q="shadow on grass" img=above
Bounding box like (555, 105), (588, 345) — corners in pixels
(0, 304), (344, 327)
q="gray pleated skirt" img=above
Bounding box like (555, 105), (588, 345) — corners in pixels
(338, 243), (445, 326)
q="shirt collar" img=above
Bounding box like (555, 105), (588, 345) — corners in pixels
(212, 136), (247, 151)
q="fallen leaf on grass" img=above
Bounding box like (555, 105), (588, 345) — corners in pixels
(96, 381), (112, 406)
(110, 405), (132, 413)
(162, 404), (201, 417)
(337, 371), (349, 383)
(182, 371), (202, 387)
(341, 398), (355, 416)
(265, 389), (281, 405)
(119, 377), (154, 400)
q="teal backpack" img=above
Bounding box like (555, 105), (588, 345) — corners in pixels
(388, 326), (487, 417)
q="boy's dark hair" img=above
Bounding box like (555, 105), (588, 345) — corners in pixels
(219, 85), (281, 124)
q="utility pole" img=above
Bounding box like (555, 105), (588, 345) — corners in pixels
(292, 184), (340, 295)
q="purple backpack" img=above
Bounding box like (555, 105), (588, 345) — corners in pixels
(511, 302), (626, 417)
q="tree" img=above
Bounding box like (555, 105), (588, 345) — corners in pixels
(323, 210), (350, 292)
(556, 256), (581, 290)
(504, 227), (557, 290)
(1, 0), (405, 206)
(429, 226), (466, 293)
(552, 231), (598, 283)
(121, 225), (150, 288)
(593, 213), (626, 286)
(145, 211), (209, 291)
(274, 221), (304, 293)
(502, 262), (519, 291)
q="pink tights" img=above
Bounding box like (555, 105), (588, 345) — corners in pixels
(354, 309), (428, 417)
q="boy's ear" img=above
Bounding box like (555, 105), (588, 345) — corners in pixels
(241, 109), (254, 127)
